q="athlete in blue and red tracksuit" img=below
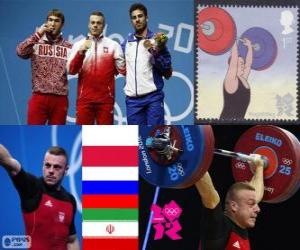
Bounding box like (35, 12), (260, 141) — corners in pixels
(195, 155), (264, 250)
(16, 9), (72, 125)
(67, 11), (125, 125)
(0, 144), (79, 250)
(122, 3), (172, 125)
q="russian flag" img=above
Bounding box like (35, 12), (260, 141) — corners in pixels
(82, 126), (138, 250)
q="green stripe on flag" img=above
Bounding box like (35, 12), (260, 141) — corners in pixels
(83, 208), (138, 221)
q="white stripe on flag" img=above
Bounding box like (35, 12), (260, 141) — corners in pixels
(83, 221), (138, 237)
(82, 167), (138, 181)
(82, 125), (138, 146)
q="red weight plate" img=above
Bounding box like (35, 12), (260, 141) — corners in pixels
(253, 147), (278, 179)
(198, 7), (236, 55)
(270, 132), (300, 202)
(232, 125), (300, 203)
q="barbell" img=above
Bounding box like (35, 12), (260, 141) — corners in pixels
(139, 125), (300, 203)
(197, 7), (278, 70)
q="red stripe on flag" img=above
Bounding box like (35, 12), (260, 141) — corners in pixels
(83, 238), (138, 250)
(83, 195), (138, 208)
(82, 146), (138, 166)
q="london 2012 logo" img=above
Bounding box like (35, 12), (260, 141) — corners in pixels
(151, 200), (183, 240)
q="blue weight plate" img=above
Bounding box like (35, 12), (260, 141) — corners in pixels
(139, 125), (214, 188)
(238, 27), (277, 71)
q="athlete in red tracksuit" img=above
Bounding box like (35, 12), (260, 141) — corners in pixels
(196, 155), (264, 250)
(16, 9), (72, 125)
(67, 11), (125, 125)
(0, 145), (79, 250)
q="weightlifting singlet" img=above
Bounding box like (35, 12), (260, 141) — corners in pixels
(11, 169), (76, 250)
(199, 203), (251, 250)
(220, 78), (250, 119)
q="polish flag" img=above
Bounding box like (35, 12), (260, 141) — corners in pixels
(82, 125), (139, 250)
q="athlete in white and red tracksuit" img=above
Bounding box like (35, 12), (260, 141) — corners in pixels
(122, 3), (172, 125)
(67, 11), (125, 125)
(16, 9), (72, 125)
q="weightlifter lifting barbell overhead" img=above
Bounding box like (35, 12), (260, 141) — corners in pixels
(139, 125), (300, 250)
(197, 7), (278, 120)
(195, 163), (263, 250)
(196, 125), (298, 250)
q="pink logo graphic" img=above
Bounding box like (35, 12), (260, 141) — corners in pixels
(151, 200), (182, 240)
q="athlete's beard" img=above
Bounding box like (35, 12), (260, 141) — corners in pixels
(135, 25), (147, 36)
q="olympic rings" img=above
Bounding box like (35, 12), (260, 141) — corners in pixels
(163, 208), (180, 216)
(176, 163), (185, 176)
(234, 162), (247, 170)
(282, 158), (293, 165)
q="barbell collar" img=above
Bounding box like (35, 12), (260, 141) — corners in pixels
(200, 23), (210, 30)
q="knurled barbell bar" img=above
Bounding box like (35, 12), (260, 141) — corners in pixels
(139, 125), (300, 203)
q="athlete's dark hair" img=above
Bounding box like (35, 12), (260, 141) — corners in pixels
(129, 3), (148, 17)
(90, 11), (105, 24)
(47, 9), (65, 24)
(47, 146), (68, 166)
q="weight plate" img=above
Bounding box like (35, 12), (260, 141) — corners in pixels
(198, 7), (236, 55)
(139, 125), (215, 188)
(232, 125), (300, 203)
(238, 27), (277, 70)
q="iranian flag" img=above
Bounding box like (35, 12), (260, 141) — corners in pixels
(82, 126), (138, 250)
